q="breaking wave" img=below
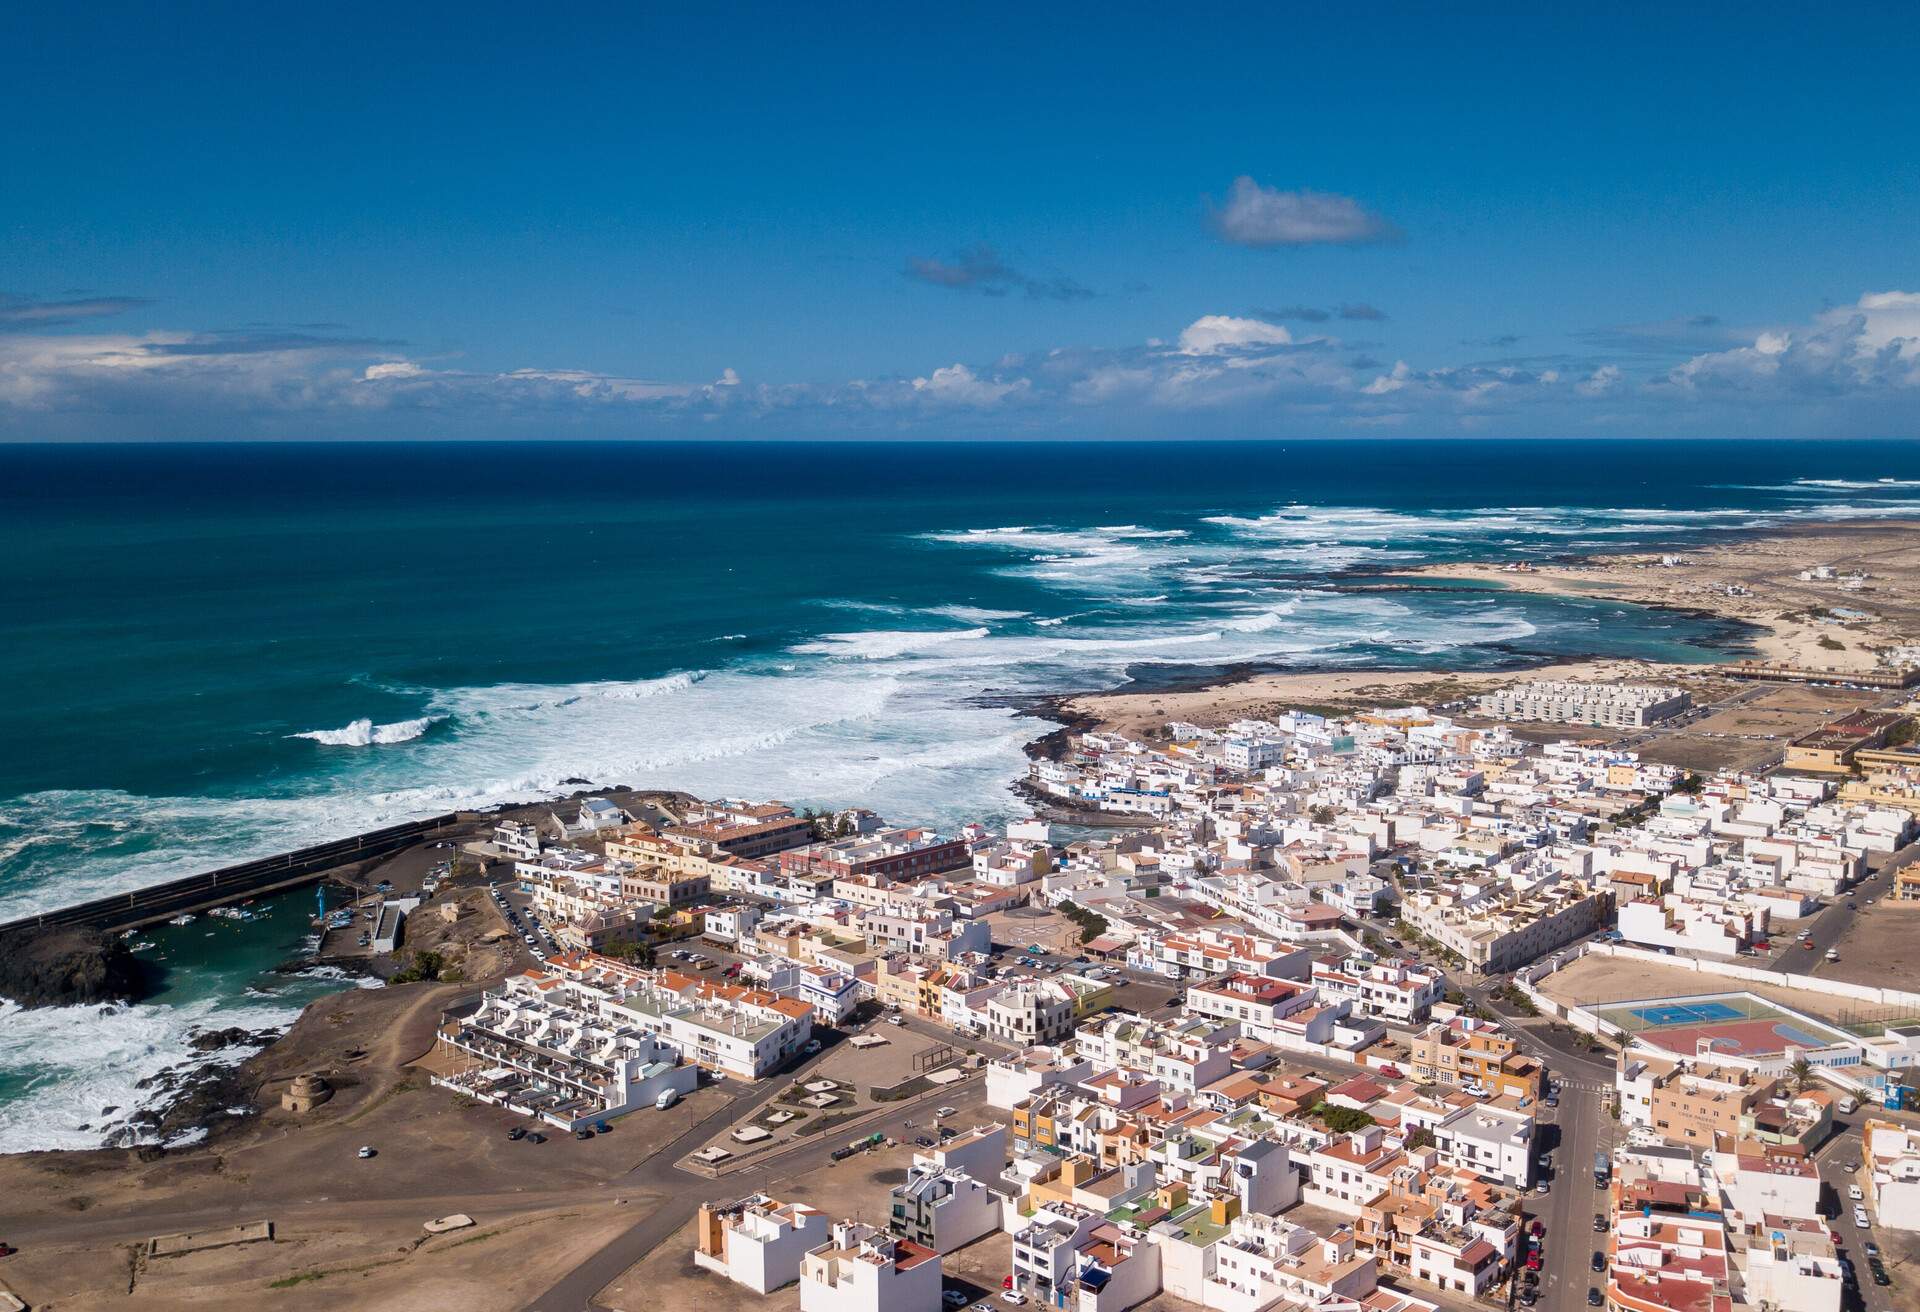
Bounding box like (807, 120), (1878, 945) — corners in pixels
(291, 715), (440, 747)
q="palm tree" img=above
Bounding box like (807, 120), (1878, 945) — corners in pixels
(1788, 1057), (1813, 1092)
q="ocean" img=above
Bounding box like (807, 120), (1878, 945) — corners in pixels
(5, 436), (1920, 1149)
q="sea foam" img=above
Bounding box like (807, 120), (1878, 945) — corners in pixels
(292, 716), (439, 746)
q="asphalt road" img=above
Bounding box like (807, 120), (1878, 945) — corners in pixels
(526, 1061), (988, 1311)
(1769, 840), (1918, 974)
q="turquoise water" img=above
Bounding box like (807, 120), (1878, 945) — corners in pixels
(5, 436), (1920, 1148)
(0, 884), (368, 1149)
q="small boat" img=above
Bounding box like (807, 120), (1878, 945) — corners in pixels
(167, 914), (197, 926)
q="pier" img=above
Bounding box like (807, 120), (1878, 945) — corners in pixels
(0, 814), (461, 937)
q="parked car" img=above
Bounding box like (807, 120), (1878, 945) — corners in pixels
(525, 1131), (546, 1144)
(803, 1040), (823, 1055)
(573, 1128), (593, 1141)
(357, 1145), (376, 1159)
(1000, 1294), (1027, 1306)
(1587, 1290), (1603, 1308)
(506, 1126), (526, 1140)
(594, 1120), (612, 1133)
(936, 1106), (957, 1118)
(1591, 1252), (1605, 1272)
(1594, 1213), (1607, 1232)
(944, 1293), (970, 1308)
(1864, 1241), (1881, 1258)
(1851, 1184), (1865, 1200)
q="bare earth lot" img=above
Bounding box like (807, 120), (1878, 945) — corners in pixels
(0, 981), (725, 1310)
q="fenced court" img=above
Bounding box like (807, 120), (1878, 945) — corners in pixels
(1590, 991), (1860, 1066)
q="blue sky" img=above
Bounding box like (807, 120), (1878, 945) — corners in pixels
(3, 2), (1917, 439)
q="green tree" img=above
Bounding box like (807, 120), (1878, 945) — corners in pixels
(1788, 1057), (1814, 1092)
(1315, 1103), (1375, 1135)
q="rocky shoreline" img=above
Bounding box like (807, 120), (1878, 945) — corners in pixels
(0, 925), (155, 1009)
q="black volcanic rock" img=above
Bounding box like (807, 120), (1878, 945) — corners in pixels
(0, 926), (152, 1008)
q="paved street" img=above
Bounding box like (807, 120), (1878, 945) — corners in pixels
(526, 1063), (988, 1311)
(1769, 839), (1917, 975)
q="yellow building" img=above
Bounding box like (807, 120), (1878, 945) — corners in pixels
(1783, 712), (1905, 774)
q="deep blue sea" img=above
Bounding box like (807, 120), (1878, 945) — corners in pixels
(5, 436), (1920, 1147)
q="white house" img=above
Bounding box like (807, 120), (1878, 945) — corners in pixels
(694, 1194), (830, 1293)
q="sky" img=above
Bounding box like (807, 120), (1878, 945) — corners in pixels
(2, 2), (1918, 440)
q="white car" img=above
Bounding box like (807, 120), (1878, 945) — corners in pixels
(1855, 1215), (1871, 1229)
(936, 1106), (957, 1118)
(943, 1293), (970, 1308)
(1850, 1185), (1865, 1201)
(357, 1145), (376, 1159)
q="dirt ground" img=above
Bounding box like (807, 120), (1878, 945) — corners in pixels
(1634, 683), (1890, 772)
(0, 980), (727, 1310)
(1813, 898), (1920, 995)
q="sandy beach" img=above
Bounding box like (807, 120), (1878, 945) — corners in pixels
(1063, 520), (1920, 737)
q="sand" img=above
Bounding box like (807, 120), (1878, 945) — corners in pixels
(1062, 520), (1920, 737)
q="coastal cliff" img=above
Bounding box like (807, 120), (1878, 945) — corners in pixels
(0, 926), (152, 1008)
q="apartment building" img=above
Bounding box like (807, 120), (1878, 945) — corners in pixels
(1137, 927), (1314, 981)
(1862, 1119), (1920, 1231)
(1202, 1212), (1379, 1312)
(1475, 681), (1690, 728)
(984, 980), (1076, 1046)
(1310, 953), (1446, 1025)
(1409, 1018), (1545, 1100)
(693, 1194), (830, 1292)
(860, 906), (991, 959)
(887, 1165), (1000, 1254)
(1355, 1172), (1519, 1299)
(611, 970), (814, 1079)
(1430, 1106), (1533, 1189)
(779, 827), (971, 883)
(1185, 974), (1319, 1044)
(1401, 881), (1609, 973)
(430, 972), (699, 1129)
(1616, 1052), (1762, 1147)
(619, 865), (711, 909)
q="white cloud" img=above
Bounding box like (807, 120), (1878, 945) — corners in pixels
(7, 288), (1917, 440)
(1210, 176), (1397, 247)
(1362, 361), (1411, 395)
(1669, 290), (1920, 394)
(362, 361), (424, 380)
(1575, 364), (1621, 396)
(910, 363), (1027, 407)
(1176, 315), (1295, 355)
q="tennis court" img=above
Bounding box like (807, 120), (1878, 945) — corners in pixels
(1627, 1001), (1744, 1027)
(1591, 991), (1862, 1066)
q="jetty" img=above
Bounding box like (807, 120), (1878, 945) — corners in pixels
(0, 814), (460, 937)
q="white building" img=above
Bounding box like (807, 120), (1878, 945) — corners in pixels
(887, 1165), (1001, 1253)
(694, 1194), (830, 1293)
(799, 1220), (942, 1312)
(1475, 681), (1690, 728)
(1431, 1105), (1534, 1189)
